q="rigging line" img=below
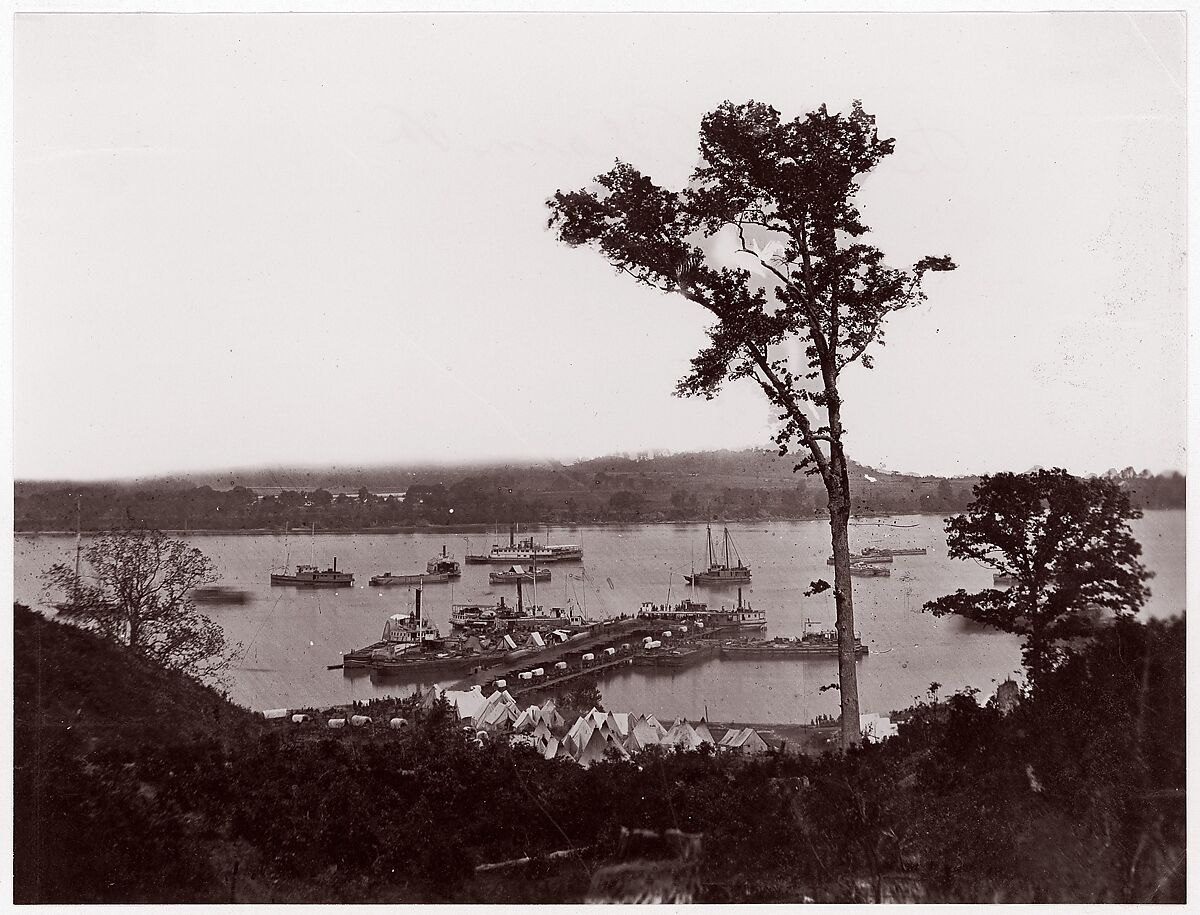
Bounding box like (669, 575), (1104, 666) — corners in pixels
(237, 590), (286, 663)
(507, 755), (592, 875)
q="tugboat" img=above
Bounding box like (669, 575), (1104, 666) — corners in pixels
(271, 558), (354, 587)
(370, 546), (462, 586)
(489, 564), (551, 584)
(685, 525), (752, 585)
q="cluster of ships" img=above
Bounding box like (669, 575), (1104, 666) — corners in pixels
(258, 523), (929, 681)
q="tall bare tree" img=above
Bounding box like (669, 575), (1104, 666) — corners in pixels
(548, 100), (955, 747)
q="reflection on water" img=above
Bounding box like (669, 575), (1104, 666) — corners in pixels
(13, 512), (1185, 723)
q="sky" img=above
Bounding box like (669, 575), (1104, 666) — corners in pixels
(13, 12), (1186, 481)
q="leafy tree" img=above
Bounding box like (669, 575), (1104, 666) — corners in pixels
(548, 100), (955, 746)
(925, 469), (1151, 675)
(43, 529), (235, 681)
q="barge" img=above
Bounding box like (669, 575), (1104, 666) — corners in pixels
(637, 588), (766, 632)
(850, 563), (890, 578)
(828, 552), (893, 565)
(720, 626), (868, 659)
(370, 547), (461, 587)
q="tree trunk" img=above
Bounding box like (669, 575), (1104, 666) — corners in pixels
(828, 448), (862, 749)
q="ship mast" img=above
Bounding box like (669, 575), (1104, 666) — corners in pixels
(706, 524), (716, 569)
(724, 525), (731, 570)
(71, 495), (82, 601)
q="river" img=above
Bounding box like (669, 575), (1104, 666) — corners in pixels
(13, 511), (1185, 723)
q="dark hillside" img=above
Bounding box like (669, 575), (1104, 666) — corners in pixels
(13, 602), (1186, 904)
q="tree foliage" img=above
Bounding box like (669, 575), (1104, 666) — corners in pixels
(43, 529), (234, 681)
(925, 469), (1151, 673)
(548, 99), (955, 747)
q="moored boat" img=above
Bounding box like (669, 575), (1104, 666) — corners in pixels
(684, 524), (752, 584)
(721, 625), (868, 659)
(862, 546), (927, 557)
(828, 552), (893, 565)
(370, 546), (461, 587)
(993, 572), (1019, 586)
(271, 559), (354, 587)
(490, 565), (551, 584)
(474, 525), (583, 563)
(638, 588), (766, 631)
(849, 563), (890, 578)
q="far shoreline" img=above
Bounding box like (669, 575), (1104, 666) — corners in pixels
(13, 512), (941, 537)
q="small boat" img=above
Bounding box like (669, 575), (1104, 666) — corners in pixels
(271, 558), (354, 587)
(993, 572), (1019, 586)
(850, 563), (890, 578)
(370, 547), (462, 587)
(827, 552), (893, 565)
(862, 546), (927, 557)
(190, 585), (251, 604)
(490, 565), (551, 584)
(684, 525), (752, 585)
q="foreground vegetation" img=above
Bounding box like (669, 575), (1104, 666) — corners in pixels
(15, 602), (1184, 903)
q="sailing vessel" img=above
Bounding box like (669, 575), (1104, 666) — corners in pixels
(684, 525), (751, 585)
(55, 496), (86, 612)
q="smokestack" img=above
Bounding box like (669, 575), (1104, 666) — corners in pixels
(737, 587), (742, 610)
(415, 588), (422, 622)
(510, 523), (515, 547)
(516, 579), (524, 615)
(442, 544), (447, 558)
(333, 557), (337, 571)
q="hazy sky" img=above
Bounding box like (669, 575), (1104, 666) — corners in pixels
(14, 12), (1185, 480)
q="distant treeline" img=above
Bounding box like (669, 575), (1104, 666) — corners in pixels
(14, 451), (1184, 532)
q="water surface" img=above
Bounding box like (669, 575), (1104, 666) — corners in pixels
(14, 512), (1184, 722)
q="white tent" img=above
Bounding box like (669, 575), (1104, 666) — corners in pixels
(575, 727), (630, 767)
(693, 719), (716, 746)
(860, 713), (898, 741)
(628, 714), (664, 749)
(663, 719), (704, 751)
(719, 727), (769, 754)
(444, 685), (488, 721)
(512, 705), (541, 733)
